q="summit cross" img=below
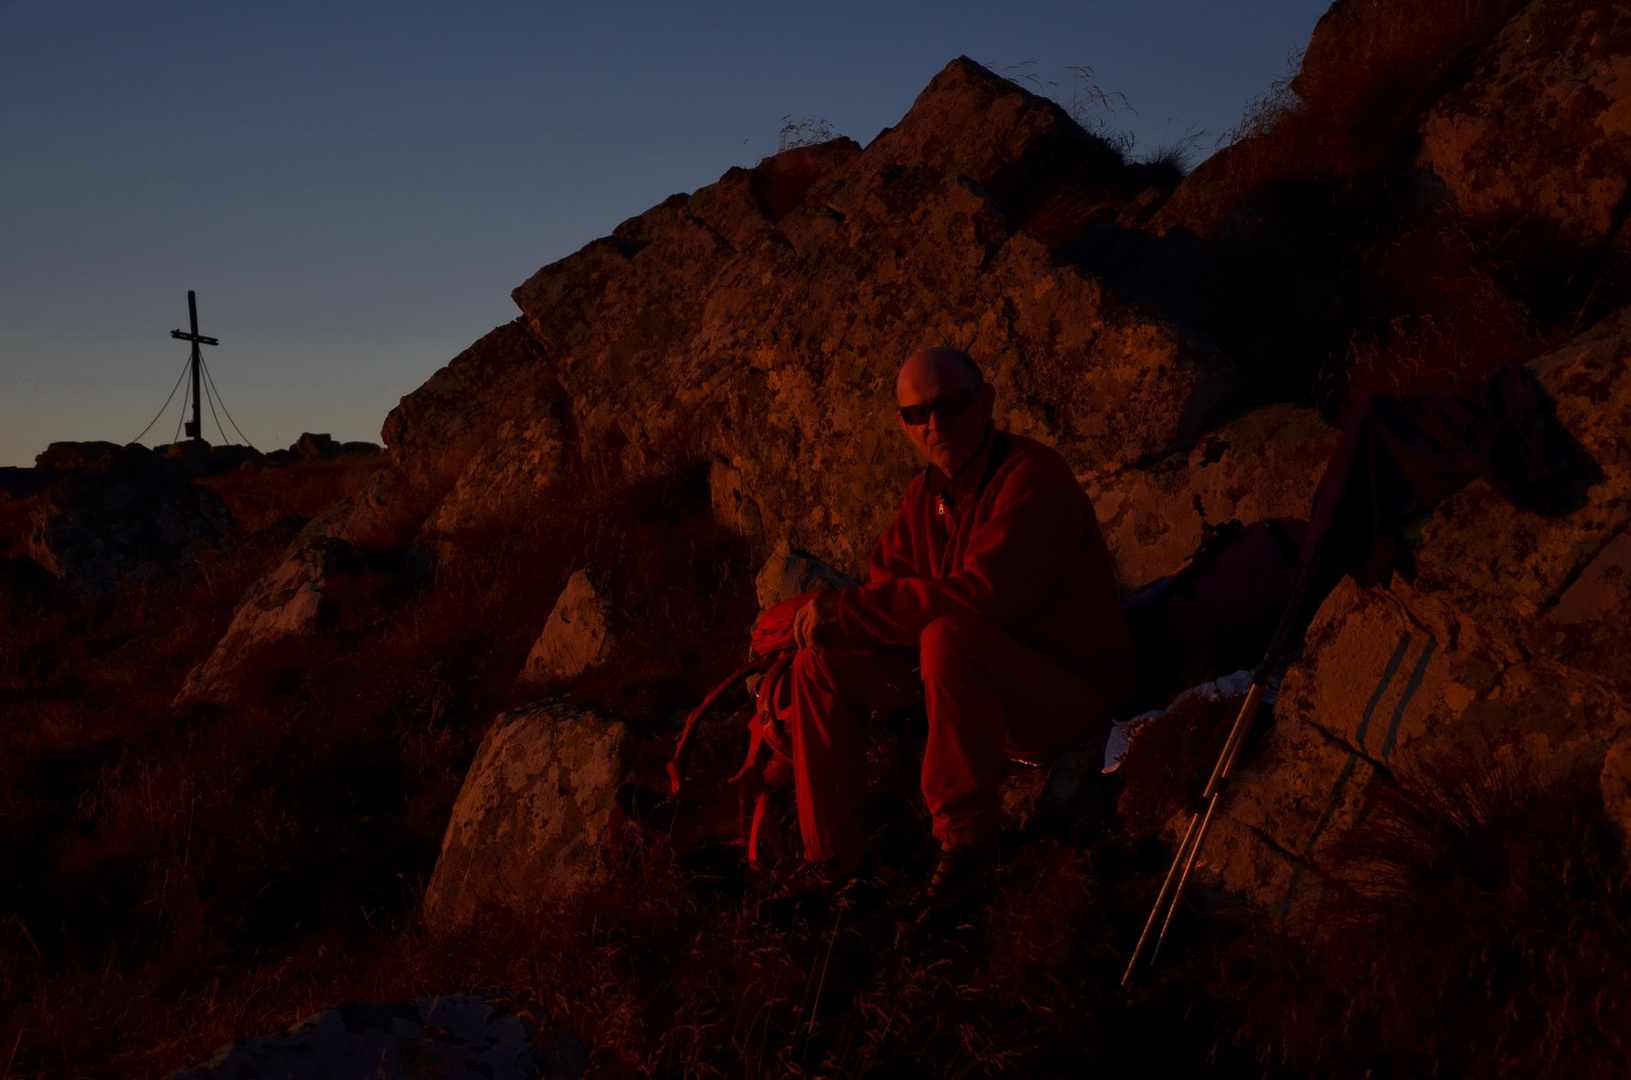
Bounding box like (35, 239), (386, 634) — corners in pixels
(169, 289), (218, 442)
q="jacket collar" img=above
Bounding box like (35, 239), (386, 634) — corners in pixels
(925, 423), (998, 510)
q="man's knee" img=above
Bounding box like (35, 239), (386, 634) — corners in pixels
(919, 614), (1001, 680)
(790, 645), (867, 701)
(790, 646), (832, 694)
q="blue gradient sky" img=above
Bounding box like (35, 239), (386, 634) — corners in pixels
(0, 0), (1328, 467)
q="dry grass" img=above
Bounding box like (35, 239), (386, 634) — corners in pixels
(1112, 692), (1248, 840)
(195, 454), (383, 535)
(0, 457), (767, 1079)
(1213, 0), (1527, 199)
(58, 832), (1257, 1080)
(1214, 751), (1631, 1078)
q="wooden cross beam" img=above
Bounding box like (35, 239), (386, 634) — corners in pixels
(169, 290), (217, 441)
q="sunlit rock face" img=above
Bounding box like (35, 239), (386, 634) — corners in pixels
(1193, 315), (1631, 909)
(518, 568), (615, 684)
(188, 57), (1264, 695)
(1084, 403), (1339, 590)
(424, 703), (630, 930)
(1420, 0), (1631, 250)
(394, 57), (1241, 573)
(177, 534), (429, 705)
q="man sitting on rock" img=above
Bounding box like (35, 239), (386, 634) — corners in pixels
(781, 347), (1136, 914)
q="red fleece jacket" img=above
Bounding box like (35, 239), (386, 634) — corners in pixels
(834, 429), (1138, 709)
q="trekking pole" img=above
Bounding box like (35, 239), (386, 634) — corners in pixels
(1121, 551), (1324, 986)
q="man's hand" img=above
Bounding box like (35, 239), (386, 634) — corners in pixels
(792, 590), (841, 651)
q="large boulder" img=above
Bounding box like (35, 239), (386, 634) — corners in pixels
(1085, 403), (1339, 589)
(425, 703), (631, 929)
(753, 539), (862, 610)
(168, 992), (581, 1080)
(1420, 0), (1631, 250)
(391, 58), (1240, 573)
(1196, 576), (1627, 910)
(1407, 304), (1631, 693)
(1187, 304), (1631, 909)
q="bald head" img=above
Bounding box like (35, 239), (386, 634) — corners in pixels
(896, 348), (983, 402)
(895, 347), (995, 476)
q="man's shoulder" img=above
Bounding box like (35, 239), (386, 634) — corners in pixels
(995, 432), (1078, 486)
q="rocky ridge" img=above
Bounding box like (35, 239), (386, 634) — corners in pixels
(0, 435), (380, 600)
(178, 7), (1631, 942)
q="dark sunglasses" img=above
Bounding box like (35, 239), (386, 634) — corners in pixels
(898, 385), (981, 426)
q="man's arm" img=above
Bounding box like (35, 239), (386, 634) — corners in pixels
(863, 476), (924, 586)
(792, 590), (840, 650)
(792, 478), (923, 651)
(833, 453), (1082, 647)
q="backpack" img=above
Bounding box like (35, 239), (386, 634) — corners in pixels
(664, 588), (817, 866)
(1123, 517), (1312, 711)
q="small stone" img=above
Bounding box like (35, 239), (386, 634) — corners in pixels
(520, 569), (615, 683)
(167, 991), (581, 1080)
(753, 540), (861, 611)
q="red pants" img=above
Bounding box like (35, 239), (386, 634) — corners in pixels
(789, 613), (1114, 860)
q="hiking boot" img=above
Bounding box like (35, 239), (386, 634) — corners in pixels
(922, 838), (999, 911)
(891, 839), (1000, 951)
(755, 848), (867, 924)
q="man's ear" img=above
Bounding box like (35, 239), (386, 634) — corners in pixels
(976, 381), (997, 414)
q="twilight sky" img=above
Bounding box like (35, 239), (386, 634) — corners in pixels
(0, 0), (1329, 467)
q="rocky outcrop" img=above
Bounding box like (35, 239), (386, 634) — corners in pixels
(381, 322), (569, 535)
(1085, 403), (1339, 589)
(753, 539), (863, 610)
(1, 433), (391, 607)
(1191, 307), (1631, 908)
(378, 58), (1240, 575)
(35, 441), (128, 472)
(425, 703), (631, 929)
(22, 446), (234, 597)
(177, 15), (1631, 934)
(519, 569), (616, 684)
(186, 57), (1269, 692)
(1407, 305), (1631, 692)
(179, 535), (428, 704)
(168, 992), (581, 1080)
(1420, 0), (1631, 250)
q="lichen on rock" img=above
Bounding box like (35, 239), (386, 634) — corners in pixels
(1187, 309), (1631, 910)
(1086, 403), (1339, 589)
(1420, 0), (1631, 249)
(424, 702), (632, 929)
